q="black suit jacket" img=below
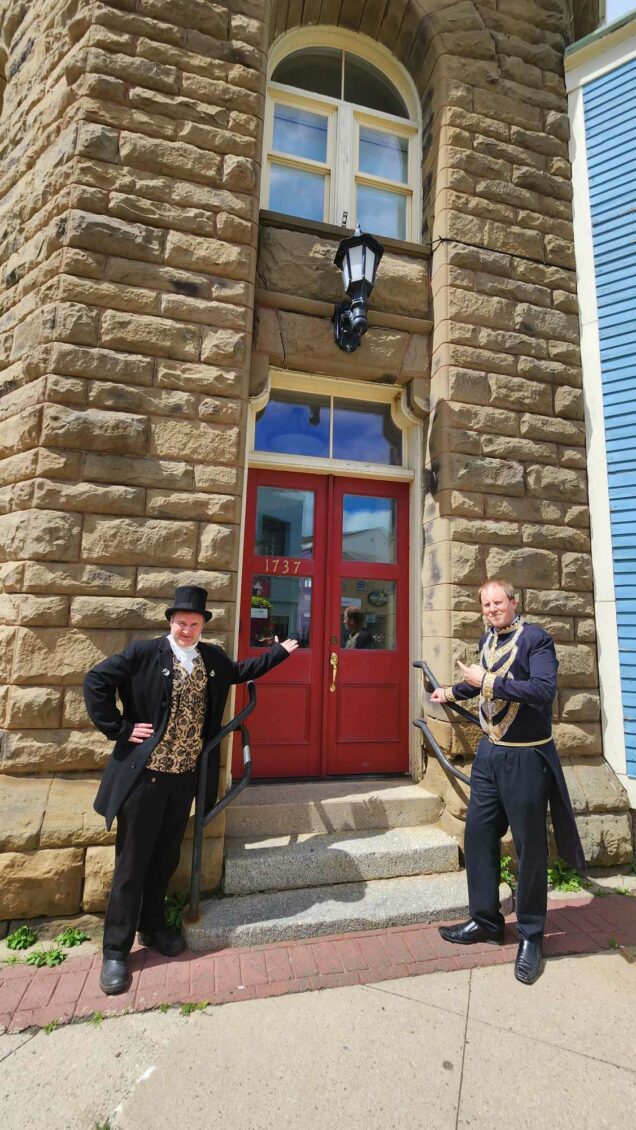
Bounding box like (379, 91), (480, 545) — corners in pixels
(84, 636), (289, 829)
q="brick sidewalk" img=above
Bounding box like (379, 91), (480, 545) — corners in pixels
(2, 893), (635, 1035)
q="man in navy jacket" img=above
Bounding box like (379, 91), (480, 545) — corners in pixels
(84, 584), (297, 995)
(431, 579), (585, 984)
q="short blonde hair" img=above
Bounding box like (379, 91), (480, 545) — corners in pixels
(478, 578), (516, 602)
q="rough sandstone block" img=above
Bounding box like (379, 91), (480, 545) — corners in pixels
(136, 567), (233, 599)
(0, 729), (110, 773)
(66, 210), (164, 262)
(84, 453), (193, 490)
(0, 849), (84, 918)
(150, 419), (240, 466)
(562, 552), (593, 591)
(156, 360), (243, 396)
(0, 776), (52, 850)
(0, 510), (82, 562)
(100, 310), (200, 360)
(555, 644), (598, 689)
(40, 776), (113, 848)
(10, 628), (127, 687)
(41, 405), (148, 455)
(485, 547), (559, 589)
(119, 132), (222, 185)
(82, 515), (198, 566)
(165, 230), (253, 281)
(198, 523), (238, 569)
(0, 593), (69, 627)
(23, 562), (136, 595)
(438, 453), (525, 497)
(5, 687), (63, 729)
(146, 489), (237, 521)
(26, 478), (145, 517)
(575, 815), (633, 866)
(70, 596), (166, 628)
(526, 465), (587, 502)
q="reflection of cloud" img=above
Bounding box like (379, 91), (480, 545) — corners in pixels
(343, 508), (391, 533)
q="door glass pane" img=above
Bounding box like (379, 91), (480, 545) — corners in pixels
(342, 495), (397, 562)
(356, 183), (406, 240)
(255, 487), (315, 557)
(251, 574), (312, 649)
(269, 163), (326, 222)
(341, 580), (396, 650)
(255, 391), (330, 458)
(272, 48), (342, 100)
(359, 127), (408, 183)
(272, 105), (328, 162)
(332, 399), (402, 465)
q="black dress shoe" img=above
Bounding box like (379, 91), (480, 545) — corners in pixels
(100, 958), (132, 995)
(514, 939), (544, 985)
(438, 918), (505, 946)
(137, 926), (186, 957)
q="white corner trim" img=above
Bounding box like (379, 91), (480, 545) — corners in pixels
(568, 82), (628, 782)
(566, 25), (636, 92)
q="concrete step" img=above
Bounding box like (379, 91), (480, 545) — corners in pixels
(223, 824), (460, 895)
(225, 779), (443, 838)
(184, 872), (513, 951)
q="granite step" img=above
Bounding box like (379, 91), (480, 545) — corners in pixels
(184, 871), (513, 951)
(225, 779), (443, 838)
(223, 824), (460, 895)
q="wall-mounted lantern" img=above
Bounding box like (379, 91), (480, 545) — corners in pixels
(333, 224), (384, 353)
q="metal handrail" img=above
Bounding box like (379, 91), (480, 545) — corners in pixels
(412, 660), (477, 787)
(187, 681), (257, 922)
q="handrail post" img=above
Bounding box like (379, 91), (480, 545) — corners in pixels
(187, 682), (257, 924)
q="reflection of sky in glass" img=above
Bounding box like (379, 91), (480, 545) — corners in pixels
(269, 164), (325, 222)
(273, 106), (328, 161)
(255, 487), (315, 557)
(357, 183), (406, 240)
(359, 127), (407, 183)
(342, 495), (396, 562)
(333, 402), (402, 464)
(255, 394), (330, 457)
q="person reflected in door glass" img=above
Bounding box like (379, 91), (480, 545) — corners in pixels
(343, 606), (375, 649)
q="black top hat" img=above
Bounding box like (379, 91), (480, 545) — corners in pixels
(165, 585), (212, 623)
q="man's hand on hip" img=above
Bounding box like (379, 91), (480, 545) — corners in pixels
(129, 722), (154, 744)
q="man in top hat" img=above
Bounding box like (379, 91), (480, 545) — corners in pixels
(430, 578), (585, 985)
(84, 584), (298, 995)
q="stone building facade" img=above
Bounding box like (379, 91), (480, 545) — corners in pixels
(0, 0), (632, 922)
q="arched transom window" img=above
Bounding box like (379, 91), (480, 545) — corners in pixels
(263, 29), (421, 243)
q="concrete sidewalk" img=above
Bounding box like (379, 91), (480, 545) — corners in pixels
(2, 945), (635, 1130)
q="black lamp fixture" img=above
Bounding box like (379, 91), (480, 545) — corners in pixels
(333, 223), (384, 352)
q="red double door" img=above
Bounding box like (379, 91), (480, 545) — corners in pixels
(234, 469), (409, 778)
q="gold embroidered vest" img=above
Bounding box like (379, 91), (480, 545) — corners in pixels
(147, 656), (207, 773)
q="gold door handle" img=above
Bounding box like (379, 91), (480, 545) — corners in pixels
(329, 651), (339, 693)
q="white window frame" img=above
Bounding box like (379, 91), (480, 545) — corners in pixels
(262, 27), (422, 243)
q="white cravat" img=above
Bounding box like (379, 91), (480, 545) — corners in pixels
(167, 634), (199, 675)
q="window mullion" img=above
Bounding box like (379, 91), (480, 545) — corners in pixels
(337, 104), (354, 228)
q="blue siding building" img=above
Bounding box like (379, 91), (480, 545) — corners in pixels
(567, 15), (636, 805)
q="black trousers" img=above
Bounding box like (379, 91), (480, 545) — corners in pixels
(103, 768), (197, 959)
(464, 738), (552, 943)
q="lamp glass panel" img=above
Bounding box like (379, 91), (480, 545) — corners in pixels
(269, 163), (325, 222)
(341, 253), (351, 292)
(272, 104), (328, 162)
(363, 244), (378, 284)
(254, 391), (330, 458)
(359, 127), (408, 183)
(332, 399), (402, 465)
(356, 184), (406, 240)
(347, 243), (365, 283)
(272, 48), (342, 99)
